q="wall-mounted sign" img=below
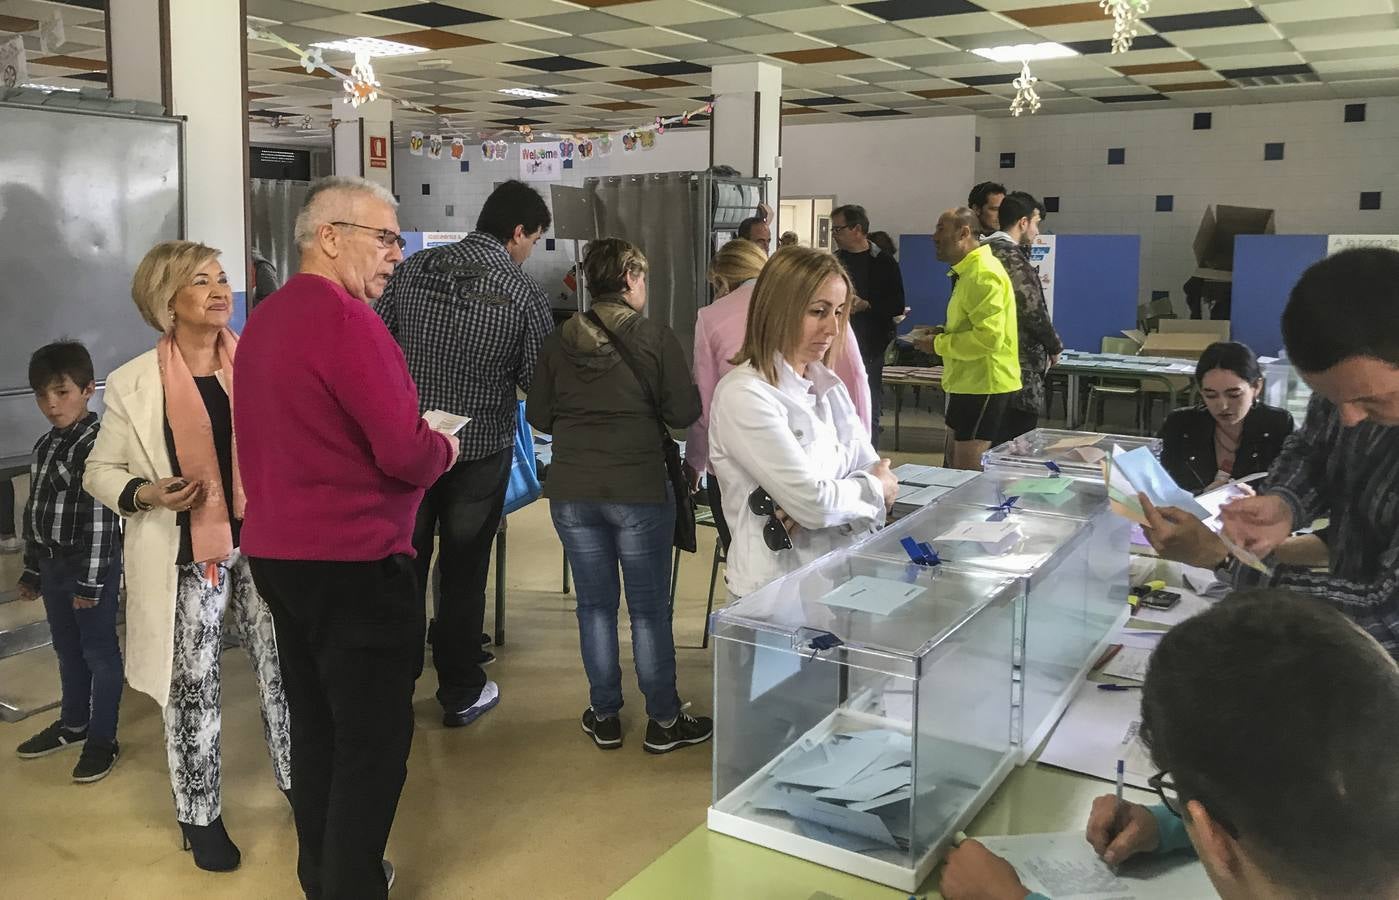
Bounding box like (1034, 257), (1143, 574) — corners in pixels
(368, 135), (388, 169)
(1028, 234), (1056, 317)
(520, 146), (561, 182)
(1327, 234), (1399, 255)
(250, 146), (311, 181)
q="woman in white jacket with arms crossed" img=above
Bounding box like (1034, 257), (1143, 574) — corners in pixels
(710, 246), (899, 598)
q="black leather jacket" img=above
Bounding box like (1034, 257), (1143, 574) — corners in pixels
(1159, 402), (1294, 494)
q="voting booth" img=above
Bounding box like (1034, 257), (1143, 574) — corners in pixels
(707, 428), (1147, 889)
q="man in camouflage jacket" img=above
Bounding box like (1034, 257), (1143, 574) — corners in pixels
(982, 190), (1063, 443)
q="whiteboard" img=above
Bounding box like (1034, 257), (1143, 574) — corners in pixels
(0, 102), (182, 464)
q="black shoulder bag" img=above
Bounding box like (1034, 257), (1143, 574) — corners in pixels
(585, 309), (697, 553)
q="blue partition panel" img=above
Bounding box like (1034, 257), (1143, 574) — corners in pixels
(1231, 234), (1327, 357)
(897, 233), (951, 335)
(1053, 234), (1140, 352)
(231, 291), (247, 334)
(401, 231), (427, 257)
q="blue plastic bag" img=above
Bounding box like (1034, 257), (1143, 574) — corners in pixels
(503, 399), (542, 516)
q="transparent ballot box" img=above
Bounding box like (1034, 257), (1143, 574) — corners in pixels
(860, 495), (1128, 762)
(982, 427), (1162, 481)
(708, 555), (1021, 890)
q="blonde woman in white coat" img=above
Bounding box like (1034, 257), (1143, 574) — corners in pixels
(709, 247), (900, 598)
(84, 241), (289, 873)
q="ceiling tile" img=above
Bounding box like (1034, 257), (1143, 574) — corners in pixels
(1157, 80), (1235, 92)
(518, 37), (621, 55)
(292, 14), (413, 37)
(852, 0), (982, 22)
(508, 55), (603, 72)
(610, 75), (693, 88)
(1145, 7), (1266, 31)
(439, 20), (568, 42)
(1001, 2), (1108, 27)
(752, 6), (883, 32)
(899, 13), (1015, 38)
(772, 47), (871, 64)
(1114, 60), (1206, 75)
(809, 24), (921, 45)
(363, 3), (497, 27)
(380, 29), (490, 49)
(628, 60), (710, 76)
(590, 25), (706, 49)
(911, 86), (985, 98)
(1064, 34), (1175, 55)
(524, 9), (640, 34)
(719, 33), (831, 54)
(604, 0), (739, 27)
(680, 18), (786, 41)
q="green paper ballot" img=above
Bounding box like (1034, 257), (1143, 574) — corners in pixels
(1008, 477), (1074, 496)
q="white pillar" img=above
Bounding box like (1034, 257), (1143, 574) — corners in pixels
(710, 62), (783, 223)
(106, 0), (250, 321)
(332, 97), (395, 194)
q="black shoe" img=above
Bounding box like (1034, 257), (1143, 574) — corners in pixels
(72, 738), (119, 783)
(478, 650), (496, 667)
(480, 632), (491, 646)
(180, 816), (241, 872)
(581, 708), (622, 750)
(643, 710), (713, 754)
(16, 720), (87, 758)
(384, 859), (395, 892)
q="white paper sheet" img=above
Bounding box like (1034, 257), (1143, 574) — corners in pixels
(1100, 646), (1152, 682)
(423, 409), (471, 435)
(1038, 679), (1155, 789)
(936, 520), (1021, 553)
(817, 576), (926, 616)
(974, 831), (1216, 899)
(1047, 435), (1104, 451)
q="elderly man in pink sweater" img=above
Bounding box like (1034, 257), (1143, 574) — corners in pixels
(236, 176), (457, 899)
(687, 241), (871, 548)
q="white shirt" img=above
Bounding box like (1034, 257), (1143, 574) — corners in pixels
(710, 356), (885, 597)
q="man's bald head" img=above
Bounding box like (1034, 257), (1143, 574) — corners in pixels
(934, 207), (982, 264)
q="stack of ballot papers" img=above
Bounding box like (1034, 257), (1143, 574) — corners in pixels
(747, 729), (916, 853)
(423, 409), (470, 436)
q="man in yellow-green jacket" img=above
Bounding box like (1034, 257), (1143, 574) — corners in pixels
(914, 207), (1020, 470)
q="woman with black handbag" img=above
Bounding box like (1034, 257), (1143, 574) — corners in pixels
(526, 238), (711, 755)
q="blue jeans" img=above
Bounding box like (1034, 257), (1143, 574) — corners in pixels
(38, 549), (124, 743)
(550, 494), (679, 722)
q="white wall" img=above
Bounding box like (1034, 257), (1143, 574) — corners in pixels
(782, 116), (978, 239)
(975, 97), (1399, 315)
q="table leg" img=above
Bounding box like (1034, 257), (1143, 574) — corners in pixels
(894, 384), (904, 452)
(1066, 373), (1081, 429)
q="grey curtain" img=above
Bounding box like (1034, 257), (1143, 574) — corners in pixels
(585, 172), (708, 364)
(248, 178), (308, 294)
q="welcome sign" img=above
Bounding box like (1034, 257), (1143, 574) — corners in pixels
(520, 146), (562, 182)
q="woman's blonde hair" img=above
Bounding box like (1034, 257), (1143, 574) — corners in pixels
(708, 238), (767, 296)
(131, 240), (221, 333)
(582, 238), (647, 295)
(733, 246), (851, 384)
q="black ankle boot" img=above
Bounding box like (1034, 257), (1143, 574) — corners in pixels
(179, 816), (241, 872)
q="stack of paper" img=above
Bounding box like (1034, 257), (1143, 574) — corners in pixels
(974, 831), (1215, 899)
(750, 729), (916, 853)
(423, 409), (471, 436)
(937, 519), (1022, 555)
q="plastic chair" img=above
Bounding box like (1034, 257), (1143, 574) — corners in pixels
(1086, 338), (1146, 433)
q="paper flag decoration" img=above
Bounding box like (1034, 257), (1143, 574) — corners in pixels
(558, 140), (575, 160)
(450, 137), (464, 159)
(39, 11), (65, 53)
(598, 135), (613, 156)
(409, 131), (424, 156)
(578, 139), (594, 159)
(622, 132), (637, 152)
(427, 134), (443, 160)
(0, 36), (28, 90)
(639, 130), (656, 150)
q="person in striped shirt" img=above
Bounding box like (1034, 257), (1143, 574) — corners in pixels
(1140, 248), (1399, 657)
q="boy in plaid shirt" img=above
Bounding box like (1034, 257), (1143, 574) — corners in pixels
(14, 341), (124, 783)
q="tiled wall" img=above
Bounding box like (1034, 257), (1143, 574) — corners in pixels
(974, 97), (1399, 320)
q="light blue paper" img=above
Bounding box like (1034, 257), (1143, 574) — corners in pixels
(774, 738), (889, 790)
(850, 787), (914, 812)
(818, 576), (926, 616)
(750, 630), (802, 702)
(1111, 446), (1210, 518)
(814, 766), (912, 803)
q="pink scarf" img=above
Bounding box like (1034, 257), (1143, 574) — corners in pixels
(158, 329), (245, 584)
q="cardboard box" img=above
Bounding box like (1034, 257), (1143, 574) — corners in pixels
(1192, 205), (1275, 282)
(1141, 332), (1215, 360)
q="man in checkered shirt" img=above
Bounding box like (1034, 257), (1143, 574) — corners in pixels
(376, 179), (554, 727)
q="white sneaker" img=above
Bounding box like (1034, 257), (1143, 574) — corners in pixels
(0, 536), (23, 554)
(443, 680), (499, 728)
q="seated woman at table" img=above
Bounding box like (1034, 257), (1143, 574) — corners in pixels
(708, 246), (898, 598)
(1159, 341), (1292, 494)
(941, 590), (1399, 900)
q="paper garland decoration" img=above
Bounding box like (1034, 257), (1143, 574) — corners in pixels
(450, 137), (464, 159)
(427, 134), (443, 160)
(0, 36), (28, 90)
(39, 12), (65, 53)
(480, 141), (509, 161)
(578, 139), (594, 159)
(558, 140), (575, 160)
(409, 131), (424, 156)
(639, 131), (655, 150)
(598, 135), (613, 156)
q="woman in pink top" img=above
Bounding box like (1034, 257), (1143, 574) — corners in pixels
(686, 241), (871, 546)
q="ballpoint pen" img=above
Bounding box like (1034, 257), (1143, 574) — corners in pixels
(1098, 683), (1142, 692)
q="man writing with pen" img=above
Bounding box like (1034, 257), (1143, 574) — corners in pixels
(940, 590), (1399, 900)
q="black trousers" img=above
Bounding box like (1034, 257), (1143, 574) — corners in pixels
(707, 474), (732, 553)
(997, 406), (1040, 446)
(249, 555), (423, 900)
(863, 353), (885, 449)
(413, 447), (511, 712)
